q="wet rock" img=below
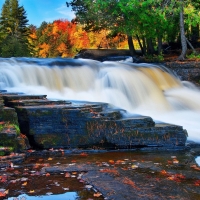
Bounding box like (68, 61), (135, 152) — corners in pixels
(75, 49), (132, 61)
(0, 93), (188, 150)
(2, 94), (47, 107)
(0, 94), (31, 153)
(165, 61), (200, 85)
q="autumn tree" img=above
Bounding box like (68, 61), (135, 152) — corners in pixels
(0, 0), (30, 57)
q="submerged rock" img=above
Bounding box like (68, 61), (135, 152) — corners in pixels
(0, 93), (188, 150)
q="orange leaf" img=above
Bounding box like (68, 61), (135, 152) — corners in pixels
(93, 192), (102, 197)
(122, 177), (140, 190)
(160, 170), (167, 175)
(80, 152), (88, 157)
(65, 172), (71, 178)
(0, 192), (6, 197)
(46, 173), (50, 177)
(22, 182), (27, 186)
(108, 160), (115, 165)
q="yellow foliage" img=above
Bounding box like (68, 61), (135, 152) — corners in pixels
(39, 43), (50, 58)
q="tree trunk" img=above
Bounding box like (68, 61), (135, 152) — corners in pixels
(178, 2), (187, 61)
(157, 35), (162, 55)
(186, 37), (197, 54)
(136, 34), (144, 55)
(142, 37), (147, 55)
(147, 38), (155, 55)
(127, 35), (136, 58)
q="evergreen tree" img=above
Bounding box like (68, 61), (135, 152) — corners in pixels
(0, 0), (30, 57)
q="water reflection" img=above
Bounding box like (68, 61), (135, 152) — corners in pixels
(195, 156), (200, 166)
(8, 192), (78, 200)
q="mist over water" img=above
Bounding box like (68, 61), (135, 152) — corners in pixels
(1, 57), (200, 143)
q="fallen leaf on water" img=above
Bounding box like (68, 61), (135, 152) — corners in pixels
(115, 160), (124, 164)
(100, 168), (119, 175)
(194, 180), (200, 186)
(80, 152), (88, 156)
(122, 177), (140, 190)
(65, 172), (71, 178)
(0, 192), (6, 197)
(27, 149), (35, 153)
(46, 173), (50, 177)
(173, 159), (179, 164)
(167, 174), (186, 182)
(22, 182), (27, 186)
(191, 164), (200, 170)
(29, 190), (35, 193)
(93, 192), (102, 197)
(108, 160), (115, 165)
(131, 165), (138, 169)
(160, 170), (167, 175)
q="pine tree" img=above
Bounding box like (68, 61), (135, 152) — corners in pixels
(0, 0), (30, 57)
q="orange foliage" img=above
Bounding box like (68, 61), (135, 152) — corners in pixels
(34, 19), (129, 58)
(39, 43), (50, 58)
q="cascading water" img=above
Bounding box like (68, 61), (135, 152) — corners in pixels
(1, 57), (200, 142)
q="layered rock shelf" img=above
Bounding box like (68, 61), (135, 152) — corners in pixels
(0, 91), (188, 151)
(0, 91), (30, 155)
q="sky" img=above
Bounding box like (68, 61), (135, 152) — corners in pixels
(0, 0), (75, 27)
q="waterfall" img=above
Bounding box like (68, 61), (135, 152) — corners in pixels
(1, 57), (200, 142)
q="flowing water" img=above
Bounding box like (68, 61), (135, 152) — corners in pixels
(1, 57), (200, 142)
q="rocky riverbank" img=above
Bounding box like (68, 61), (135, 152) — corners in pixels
(165, 61), (200, 86)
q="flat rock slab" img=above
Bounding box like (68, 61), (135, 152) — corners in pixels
(6, 99), (71, 107)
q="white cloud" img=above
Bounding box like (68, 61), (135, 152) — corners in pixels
(56, 4), (75, 20)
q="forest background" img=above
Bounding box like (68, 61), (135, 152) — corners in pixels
(0, 0), (199, 60)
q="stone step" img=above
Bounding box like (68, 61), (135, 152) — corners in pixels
(0, 90), (7, 93)
(6, 99), (72, 107)
(2, 94), (47, 106)
(0, 107), (19, 124)
(13, 104), (187, 149)
(104, 123), (187, 148)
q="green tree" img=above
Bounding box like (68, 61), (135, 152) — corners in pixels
(68, 0), (200, 60)
(0, 0), (30, 57)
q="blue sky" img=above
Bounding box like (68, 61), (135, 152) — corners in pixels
(0, 0), (75, 27)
